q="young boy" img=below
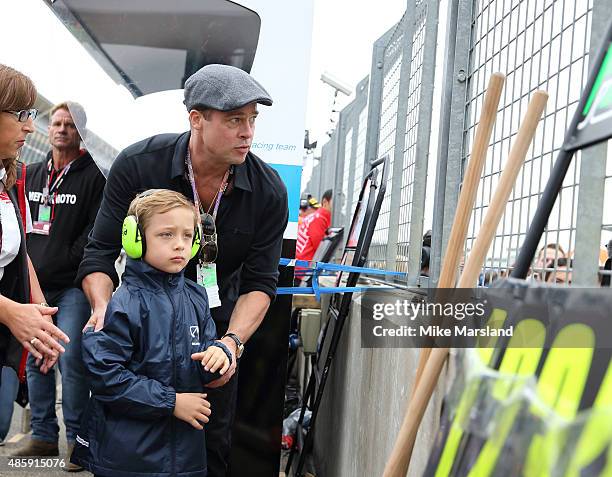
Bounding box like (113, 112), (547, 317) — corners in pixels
(71, 189), (231, 477)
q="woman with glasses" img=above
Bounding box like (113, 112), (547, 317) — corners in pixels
(0, 64), (69, 382)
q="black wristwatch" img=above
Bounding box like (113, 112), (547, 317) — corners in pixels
(222, 333), (244, 359)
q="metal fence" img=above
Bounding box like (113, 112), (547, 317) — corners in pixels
(303, 0), (612, 288)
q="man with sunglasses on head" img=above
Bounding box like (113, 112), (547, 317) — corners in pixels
(76, 64), (288, 477)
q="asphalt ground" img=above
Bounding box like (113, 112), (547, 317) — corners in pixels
(0, 388), (92, 476)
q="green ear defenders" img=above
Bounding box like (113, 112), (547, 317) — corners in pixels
(121, 215), (202, 260)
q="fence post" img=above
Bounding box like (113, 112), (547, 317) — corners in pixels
(345, 82), (365, 229)
(385, 5), (417, 275)
(362, 25), (398, 269)
(348, 78), (370, 233)
(439, 0), (475, 282)
(405, 0), (441, 285)
(430, 0), (460, 285)
(332, 107), (350, 226)
(572, 0), (611, 286)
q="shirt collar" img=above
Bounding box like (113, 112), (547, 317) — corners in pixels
(172, 131), (252, 192)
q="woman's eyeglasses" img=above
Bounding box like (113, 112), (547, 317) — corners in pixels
(200, 213), (218, 263)
(3, 109), (38, 122)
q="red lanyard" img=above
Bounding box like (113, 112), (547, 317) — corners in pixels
(46, 160), (70, 197)
(45, 160), (72, 222)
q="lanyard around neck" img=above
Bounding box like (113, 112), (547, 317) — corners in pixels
(185, 151), (232, 220)
(46, 159), (71, 196)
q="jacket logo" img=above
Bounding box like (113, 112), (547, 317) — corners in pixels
(190, 326), (200, 346)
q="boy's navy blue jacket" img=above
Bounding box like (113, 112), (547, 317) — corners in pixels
(72, 258), (231, 477)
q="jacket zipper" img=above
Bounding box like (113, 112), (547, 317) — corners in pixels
(166, 282), (178, 477)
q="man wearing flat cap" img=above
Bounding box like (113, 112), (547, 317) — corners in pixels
(76, 64), (288, 475)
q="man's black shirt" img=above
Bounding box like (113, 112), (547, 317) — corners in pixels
(76, 131), (289, 326)
(27, 151), (106, 291)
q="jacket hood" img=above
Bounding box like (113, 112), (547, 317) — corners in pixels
(123, 258), (185, 292)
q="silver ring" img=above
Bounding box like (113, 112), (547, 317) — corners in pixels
(30, 337), (39, 346)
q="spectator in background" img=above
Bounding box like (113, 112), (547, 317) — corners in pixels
(297, 195), (319, 225)
(297, 198), (308, 225)
(307, 196), (321, 213)
(533, 243), (566, 281)
(601, 240), (612, 287)
(14, 102), (106, 470)
(421, 230), (431, 277)
(546, 257), (572, 285)
(295, 189), (332, 282)
(480, 270), (499, 286)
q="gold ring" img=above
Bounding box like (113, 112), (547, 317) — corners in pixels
(30, 337), (39, 346)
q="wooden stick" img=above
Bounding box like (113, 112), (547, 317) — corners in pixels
(411, 73), (505, 394)
(382, 90), (548, 477)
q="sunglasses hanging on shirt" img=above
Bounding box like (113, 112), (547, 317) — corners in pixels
(199, 212), (218, 263)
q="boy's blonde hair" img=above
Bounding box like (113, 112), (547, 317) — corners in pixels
(127, 189), (198, 232)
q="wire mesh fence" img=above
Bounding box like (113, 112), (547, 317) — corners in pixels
(302, 0), (610, 288)
(367, 15), (407, 270)
(397, 1), (431, 275)
(462, 0), (595, 287)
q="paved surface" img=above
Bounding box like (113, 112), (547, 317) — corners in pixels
(0, 396), (92, 476)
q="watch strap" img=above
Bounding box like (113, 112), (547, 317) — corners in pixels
(222, 332), (244, 357)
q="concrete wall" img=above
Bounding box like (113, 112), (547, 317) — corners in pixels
(312, 293), (457, 477)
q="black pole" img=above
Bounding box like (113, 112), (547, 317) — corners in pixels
(510, 148), (574, 278)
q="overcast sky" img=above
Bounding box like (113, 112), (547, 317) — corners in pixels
(0, 0), (407, 154)
(306, 0), (407, 151)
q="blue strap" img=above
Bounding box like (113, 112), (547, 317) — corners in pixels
(277, 285), (396, 295)
(279, 258), (406, 277)
(279, 257), (404, 298)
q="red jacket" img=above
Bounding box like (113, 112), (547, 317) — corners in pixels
(296, 207), (331, 262)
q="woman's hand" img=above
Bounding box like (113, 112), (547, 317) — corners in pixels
(1, 301), (69, 360)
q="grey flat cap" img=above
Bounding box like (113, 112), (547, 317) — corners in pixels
(184, 64), (273, 111)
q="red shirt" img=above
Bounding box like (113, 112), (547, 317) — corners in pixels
(296, 207), (331, 262)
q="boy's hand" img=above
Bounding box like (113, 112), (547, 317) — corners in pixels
(191, 346), (230, 375)
(205, 338), (237, 388)
(173, 393), (211, 430)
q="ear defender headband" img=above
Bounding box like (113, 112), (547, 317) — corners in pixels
(121, 213), (202, 260)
